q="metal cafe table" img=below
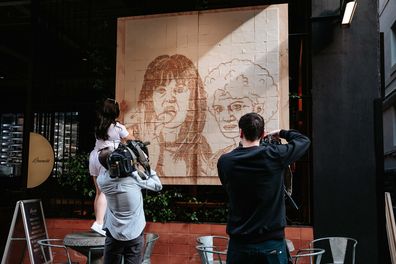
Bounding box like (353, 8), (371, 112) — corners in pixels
(63, 231), (105, 264)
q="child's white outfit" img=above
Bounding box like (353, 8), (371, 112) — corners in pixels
(89, 122), (129, 236)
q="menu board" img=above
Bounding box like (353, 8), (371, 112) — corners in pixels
(1, 199), (50, 264)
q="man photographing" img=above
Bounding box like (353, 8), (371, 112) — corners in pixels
(217, 112), (310, 264)
(97, 146), (162, 264)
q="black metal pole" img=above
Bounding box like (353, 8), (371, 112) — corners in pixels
(21, 0), (37, 189)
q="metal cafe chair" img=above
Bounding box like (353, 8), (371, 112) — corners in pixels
(38, 238), (76, 264)
(141, 232), (160, 264)
(286, 238), (325, 264)
(196, 235), (229, 263)
(109, 233), (160, 264)
(87, 246), (104, 264)
(196, 236), (229, 254)
(310, 237), (357, 264)
(291, 248), (326, 264)
(196, 245), (227, 264)
(119, 233), (160, 264)
(196, 235), (229, 247)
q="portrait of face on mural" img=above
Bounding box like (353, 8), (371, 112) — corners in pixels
(204, 59), (279, 174)
(130, 54), (212, 180)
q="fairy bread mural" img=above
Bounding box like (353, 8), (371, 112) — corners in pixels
(116, 5), (288, 184)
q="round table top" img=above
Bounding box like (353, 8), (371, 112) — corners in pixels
(63, 231), (106, 247)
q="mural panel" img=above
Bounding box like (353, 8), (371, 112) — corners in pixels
(116, 5), (289, 184)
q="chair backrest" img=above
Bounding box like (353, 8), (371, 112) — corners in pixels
(37, 238), (72, 264)
(310, 237), (357, 264)
(142, 233), (160, 264)
(196, 236), (229, 263)
(196, 236), (229, 247)
(293, 248), (325, 264)
(196, 245), (226, 264)
(285, 239), (295, 252)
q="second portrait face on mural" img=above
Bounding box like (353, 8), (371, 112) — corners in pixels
(152, 77), (190, 129)
(210, 80), (259, 139)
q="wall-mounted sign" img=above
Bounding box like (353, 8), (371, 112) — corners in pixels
(27, 133), (54, 188)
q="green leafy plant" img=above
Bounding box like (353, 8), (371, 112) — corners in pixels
(143, 190), (182, 222)
(143, 188), (228, 224)
(57, 153), (95, 198)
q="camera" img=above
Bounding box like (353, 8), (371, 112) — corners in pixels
(126, 140), (149, 159)
(260, 134), (281, 146)
(126, 140), (151, 179)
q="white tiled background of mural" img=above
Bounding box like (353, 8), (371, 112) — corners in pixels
(116, 5), (288, 185)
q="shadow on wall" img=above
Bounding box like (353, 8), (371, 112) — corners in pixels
(311, 9), (340, 54)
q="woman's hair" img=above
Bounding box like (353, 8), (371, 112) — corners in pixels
(95, 98), (120, 140)
(138, 54), (211, 174)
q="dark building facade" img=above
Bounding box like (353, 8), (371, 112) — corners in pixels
(0, 1), (384, 263)
(381, 0), (396, 201)
(311, 1), (382, 263)
(381, 0), (396, 262)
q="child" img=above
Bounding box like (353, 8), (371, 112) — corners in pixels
(89, 98), (133, 236)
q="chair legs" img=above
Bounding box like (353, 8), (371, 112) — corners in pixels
(87, 246), (105, 264)
(38, 238), (73, 264)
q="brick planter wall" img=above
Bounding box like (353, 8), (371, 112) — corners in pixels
(46, 219), (313, 264)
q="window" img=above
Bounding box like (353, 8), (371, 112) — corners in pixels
(391, 21), (396, 70)
(0, 112), (80, 179)
(34, 112), (79, 177)
(0, 113), (24, 177)
(393, 106), (396, 147)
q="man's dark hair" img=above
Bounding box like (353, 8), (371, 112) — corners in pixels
(238, 112), (265, 141)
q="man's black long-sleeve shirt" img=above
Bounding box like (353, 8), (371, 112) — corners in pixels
(217, 129), (310, 243)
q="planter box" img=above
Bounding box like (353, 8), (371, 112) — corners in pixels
(46, 219), (313, 264)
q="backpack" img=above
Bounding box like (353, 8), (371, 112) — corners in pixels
(107, 140), (151, 179)
(107, 144), (135, 178)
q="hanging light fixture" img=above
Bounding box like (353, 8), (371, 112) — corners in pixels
(341, 1), (357, 26)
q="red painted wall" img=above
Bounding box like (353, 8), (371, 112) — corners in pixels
(45, 219), (313, 264)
